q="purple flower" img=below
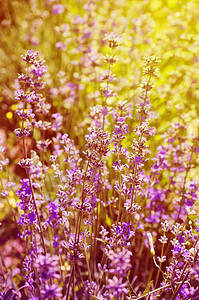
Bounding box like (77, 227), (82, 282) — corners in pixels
(56, 41), (66, 50)
(41, 284), (62, 298)
(102, 86), (118, 98)
(15, 89), (25, 101)
(14, 128), (31, 137)
(35, 254), (60, 281)
(52, 4), (64, 15)
(134, 156), (142, 164)
(52, 113), (63, 131)
(32, 65), (47, 78)
(106, 276), (129, 298)
(28, 211), (36, 224)
(195, 147), (199, 153)
(53, 235), (59, 248)
(16, 108), (35, 120)
(1, 190), (9, 197)
(104, 32), (123, 48)
(16, 179), (32, 209)
(108, 248), (132, 277)
(48, 201), (59, 221)
(36, 139), (51, 152)
(102, 106), (108, 116)
(81, 29), (92, 40)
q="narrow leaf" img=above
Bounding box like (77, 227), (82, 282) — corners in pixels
(142, 280), (153, 296)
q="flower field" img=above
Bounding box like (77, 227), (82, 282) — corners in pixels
(0, 0), (199, 299)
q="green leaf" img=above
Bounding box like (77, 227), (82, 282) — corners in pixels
(127, 269), (131, 280)
(91, 296), (102, 300)
(188, 214), (198, 222)
(142, 280), (153, 296)
(106, 214), (112, 227)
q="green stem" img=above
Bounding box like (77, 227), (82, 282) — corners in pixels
(130, 76), (151, 208)
(154, 234), (166, 288)
(85, 250), (92, 285)
(134, 283), (173, 300)
(170, 270), (189, 300)
(0, 175), (19, 228)
(27, 170), (46, 254)
(66, 264), (74, 299)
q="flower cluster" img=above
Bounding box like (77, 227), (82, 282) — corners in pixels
(1, 12), (199, 300)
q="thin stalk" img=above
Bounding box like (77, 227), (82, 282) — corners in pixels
(73, 267), (75, 300)
(176, 147), (194, 220)
(27, 170), (46, 254)
(67, 163), (89, 296)
(134, 283), (173, 300)
(75, 163), (91, 244)
(32, 262), (41, 297)
(0, 248), (16, 288)
(116, 194), (122, 225)
(171, 237), (199, 300)
(170, 270), (189, 300)
(153, 256), (165, 277)
(131, 75), (151, 208)
(41, 170), (53, 255)
(21, 90), (27, 159)
(0, 249), (7, 282)
(92, 204), (97, 279)
(116, 148), (122, 225)
(66, 264), (74, 299)
(0, 175), (19, 228)
(85, 250), (92, 285)
(154, 234), (166, 288)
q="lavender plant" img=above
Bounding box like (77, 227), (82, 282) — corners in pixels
(1, 28), (199, 300)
